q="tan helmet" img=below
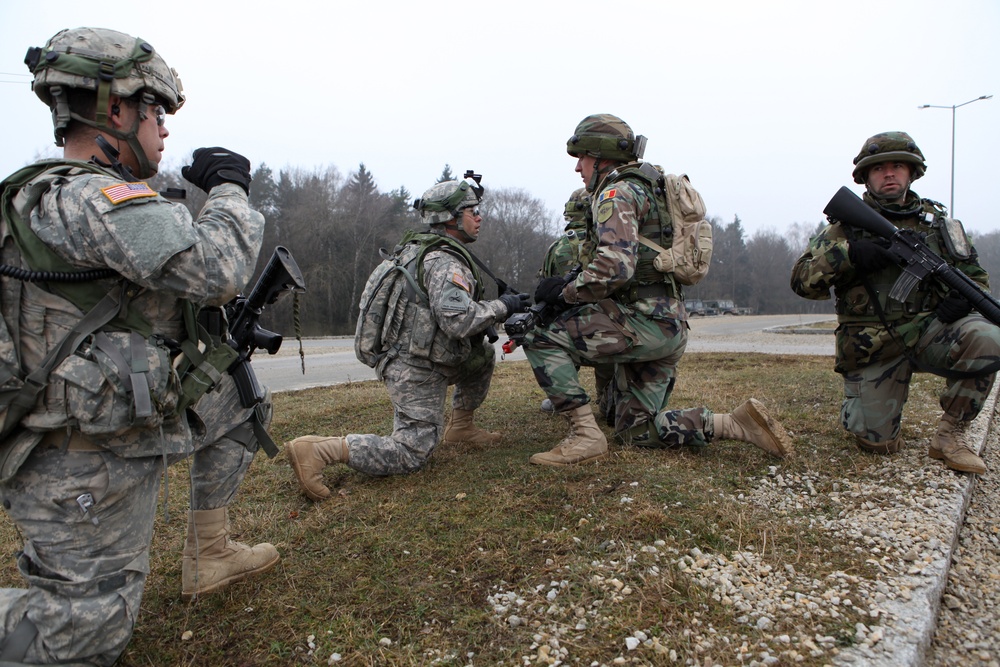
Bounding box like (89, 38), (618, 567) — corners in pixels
(852, 131), (926, 184)
(25, 27), (184, 178)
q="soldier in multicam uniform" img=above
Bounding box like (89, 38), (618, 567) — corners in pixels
(285, 178), (531, 499)
(523, 114), (792, 466)
(0, 28), (278, 665)
(791, 131), (1000, 475)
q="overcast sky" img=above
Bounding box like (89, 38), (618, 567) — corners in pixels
(1, 1), (997, 239)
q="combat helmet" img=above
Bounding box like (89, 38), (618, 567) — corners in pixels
(413, 174), (484, 225)
(852, 131), (926, 184)
(24, 27), (184, 177)
(563, 187), (590, 223)
(567, 114), (646, 163)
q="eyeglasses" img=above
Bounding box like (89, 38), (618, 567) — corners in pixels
(463, 207), (481, 217)
(139, 104), (166, 127)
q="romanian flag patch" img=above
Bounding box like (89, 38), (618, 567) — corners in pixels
(101, 182), (158, 204)
(598, 188), (617, 203)
(451, 271), (472, 293)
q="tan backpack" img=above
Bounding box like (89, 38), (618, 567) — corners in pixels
(635, 171), (713, 286)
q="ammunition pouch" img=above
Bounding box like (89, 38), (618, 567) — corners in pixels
(835, 281), (934, 325)
(176, 305), (238, 413)
(177, 343), (239, 413)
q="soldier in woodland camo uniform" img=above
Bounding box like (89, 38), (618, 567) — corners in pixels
(791, 131), (1000, 475)
(0, 28), (278, 665)
(537, 188), (614, 416)
(285, 177), (531, 499)
(522, 114), (792, 466)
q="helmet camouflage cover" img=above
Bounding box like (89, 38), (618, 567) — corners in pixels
(25, 27), (184, 145)
(567, 113), (644, 163)
(413, 176), (484, 225)
(852, 131), (926, 184)
(564, 187), (590, 223)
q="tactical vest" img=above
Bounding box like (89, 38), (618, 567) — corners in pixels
(590, 163), (675, 303)
(355, 230), (485, 374)
(835, 197), (955, 324)
(0, 160), (224, 450)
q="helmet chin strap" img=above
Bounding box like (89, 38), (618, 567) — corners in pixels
(865, 186), (923, 219)
(73, 108), (156, 179)
(587, 158), (615, 193)
(445, 217), (477, 244)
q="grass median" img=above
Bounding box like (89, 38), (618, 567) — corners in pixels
(0, 352), (948, 665)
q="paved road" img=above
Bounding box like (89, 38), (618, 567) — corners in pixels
(253, 313), (836, 393)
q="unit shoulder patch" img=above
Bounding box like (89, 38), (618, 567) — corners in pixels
(597, 200), (615, 224)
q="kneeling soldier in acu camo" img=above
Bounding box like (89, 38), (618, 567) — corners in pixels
(521, 114), (792, 466)
(790, 131), (1000, 474)
(0, 27), (278, 666)
(285, 176), (531, 499)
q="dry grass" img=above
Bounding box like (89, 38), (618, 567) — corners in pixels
(0, 353), (945, 666)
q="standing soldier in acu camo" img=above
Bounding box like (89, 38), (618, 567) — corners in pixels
(285, 177), (531, 499)
(0, 27), (279, 666)
(791, 131), (1000, 475)
(522, 114), (792, 466)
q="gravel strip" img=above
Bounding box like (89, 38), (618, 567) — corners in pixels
(927, 408), (1000, 667)
(484, 383), (996, 666)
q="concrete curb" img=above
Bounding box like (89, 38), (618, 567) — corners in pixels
(764, 325), (837, 335)
(833, 383), (996, 666)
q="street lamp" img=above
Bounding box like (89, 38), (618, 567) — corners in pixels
(918, 95), (992, 217)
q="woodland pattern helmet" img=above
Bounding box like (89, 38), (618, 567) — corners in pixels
(413, 176), (484, 225)
(564, 187), (590, 223)
(852, 131), (926, 184)
(567, 114), (645, 163)
(25, 27), (184, 149)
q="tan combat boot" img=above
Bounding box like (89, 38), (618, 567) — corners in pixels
(285, 435), (349, 501)
(713, 399), (793, 458)
(855, 434), (904, 454)
(443, 409), (501, 445)
(529, 404), (609, 466)
(929, 414), (986, 474)
(182, 507), (279, 601)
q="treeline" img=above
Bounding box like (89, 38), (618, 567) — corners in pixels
(149, 162), (1000, 334)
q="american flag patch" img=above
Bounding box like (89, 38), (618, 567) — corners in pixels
(451, 271), (472, 293)
(101, 182), (158, 204)
(598, 188), (617, 203)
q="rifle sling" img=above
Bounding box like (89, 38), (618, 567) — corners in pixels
(463, 247), (511, 295)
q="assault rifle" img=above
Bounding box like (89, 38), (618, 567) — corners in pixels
(226, 246), (307, 408)
(823, 186), (1000, 326)
(501, 265), (582, 354)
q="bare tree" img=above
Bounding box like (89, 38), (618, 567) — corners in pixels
(476, 187), (561, 297)
(745, 230), (802, 314)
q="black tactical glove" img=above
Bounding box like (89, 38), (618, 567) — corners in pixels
(935, 290), (973, 324)
(499, 292), (531, 317)
(535, 276), (568, 306)
(182, 147), (252, 195)
(847, 238), (895, 274)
